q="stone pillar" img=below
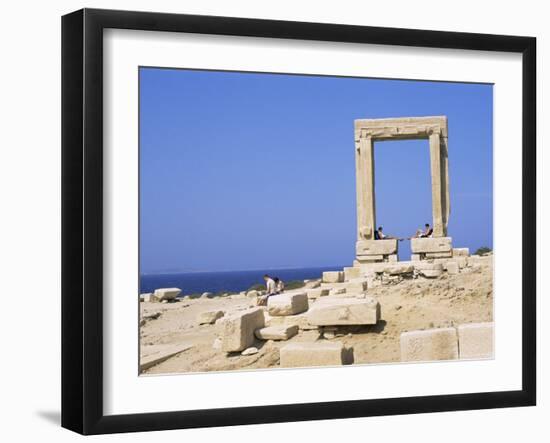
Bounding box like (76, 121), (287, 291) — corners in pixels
(441, 135), (450, 236)
(429, 132), (444, 237)
(355, 136), (376, 241)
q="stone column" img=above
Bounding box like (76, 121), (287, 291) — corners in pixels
(429, 132), (444, 237)
(355, 135), (376, 241)
(441, 135), (450, 236)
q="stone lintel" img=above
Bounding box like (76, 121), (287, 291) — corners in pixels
(355, 116), (448, 140)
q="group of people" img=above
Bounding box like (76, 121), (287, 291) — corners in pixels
(374, 223), (433, 241)
(256, 274), (285, 306)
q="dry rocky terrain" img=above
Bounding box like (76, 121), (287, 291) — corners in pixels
(139, 254), (493, 374)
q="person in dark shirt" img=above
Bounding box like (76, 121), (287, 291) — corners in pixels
(420, 223), (433, 238)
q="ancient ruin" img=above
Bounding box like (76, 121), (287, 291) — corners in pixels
(354, 116), (452, 264)
(138, 115), (493, 374)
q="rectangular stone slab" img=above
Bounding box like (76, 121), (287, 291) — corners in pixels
(268, 292), (309, 316)
(425, 251), (453, 259)
(322, 271), (344, 283)
(153, 287), (181, 301)
(280, 342), (345, 368)
(307, 288), (330, 299)
(453, 248), (470, 256)
(411, 237), (452, 253)
(254, 325), (299, 341)
(343, 266), (361, 280)
(356, 239), (398, 256)
(400, 328), (458, 362)
(458, 322), (494, 359)
(307, 297), (380, 326)
(344, 279), (368, 292)
(222, 308), (265, 353)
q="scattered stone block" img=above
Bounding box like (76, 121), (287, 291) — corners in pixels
(458, 322), (494, 359)
(307, 288), (329, 299)
(241, 347), (259, 356)
(307, 297), (380, 326)
(322, 271), (344, 283)
(153, 288), (181, 301)
(411, 237), (452, 254)
(140, 344), (193, 372)
(453, 257), (467, 269)
(453, 248), (470, 257)
(400, 328), (458, 362)
(201, 291), (213, 299)
(304, 280), (321, 289)
(329, 287), (347, 295)
(246, 290), (260, 298)
(446, 261), (459, 275)
(141, 293), (159, 303)
(415, 262), (444, 278)
(343, 266), (362, 281)
(384, 264), (414, 275)
(280, 342), (348, 367)
(222, 308), (265, 353)
(345, 279), (368, 292)
(268, 292), (309, 316)
(197, 310), (224, 325)
(425, 251), (453, 259)
(387, 254), (398, 262)
(356, 239), (398, 256)
(411, 254), (421, 261)
(266, 313), (317, 330)
(255, 325), (299, 341)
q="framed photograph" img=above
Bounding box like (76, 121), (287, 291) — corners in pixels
(61, 8), (536, 435)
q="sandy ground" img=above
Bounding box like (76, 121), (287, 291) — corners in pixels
(140, 255), (493, 374)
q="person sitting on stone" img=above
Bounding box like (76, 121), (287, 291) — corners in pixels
(257, 274), (277, 306)
(274, 277), (284, 294)
(420, 223), (433, 238)
(375, 226), (403, 241)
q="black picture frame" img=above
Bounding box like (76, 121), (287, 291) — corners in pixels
(61, 8), (536, 435)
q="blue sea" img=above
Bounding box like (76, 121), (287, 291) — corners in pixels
(140, 266), (344, 296)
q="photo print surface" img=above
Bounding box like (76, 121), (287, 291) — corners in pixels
(138, 67), (493, 375)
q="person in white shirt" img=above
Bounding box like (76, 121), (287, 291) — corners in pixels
(257, 274), (277, 306)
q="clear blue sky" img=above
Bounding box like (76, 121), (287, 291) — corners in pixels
(140, 68), (493, 274)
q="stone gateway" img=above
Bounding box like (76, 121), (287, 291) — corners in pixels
(354, 116), (451, 263)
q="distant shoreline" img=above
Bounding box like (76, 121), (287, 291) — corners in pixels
(140, 265), (346, 295)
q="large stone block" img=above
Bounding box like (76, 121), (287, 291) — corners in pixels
(343, 266), (362, 281)
(458, 322), (494, 359)
(411, 237), (452, 254)
(445, 261), (459, 275)
(153, 287), (181, 301)
(222, 308), (265, 353)
(322, 271), (344, 283)
(400, 328), (458, 362)
(255, 325), (298, 341)
(425, 251), (453, 259)
(356, 239), (398, 256)
(414, 262), (444, 278)
(344, 279), (368, 292)
(383, 264), (414, 275)
(268, 292), (309, 316)
(307, 288), (329, 299)
(197, 310), (224, 325)
(280, 342), (347, 368)
(141, 293), (158, 303)
(453, 248), (470, 257)
(307, 297), (380, 326)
